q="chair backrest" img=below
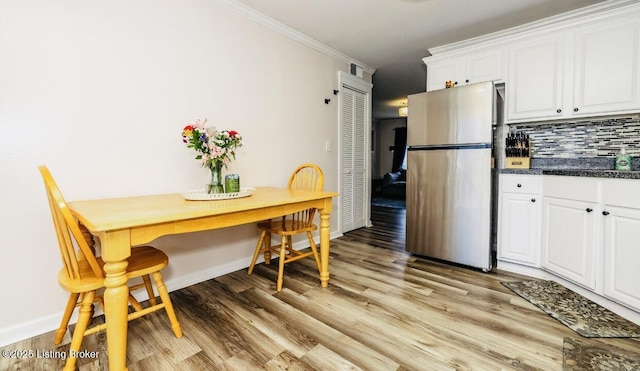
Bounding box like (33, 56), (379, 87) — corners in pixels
(39, 166), (103, 281)
(287, 163), (324, 192)
(286, 164), (324, 227)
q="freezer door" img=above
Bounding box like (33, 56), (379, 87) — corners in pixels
(406, 148), (492, 270)
(407, 82), (494, 147)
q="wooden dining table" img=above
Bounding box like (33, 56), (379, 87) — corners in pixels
(68, 186), (338, 371)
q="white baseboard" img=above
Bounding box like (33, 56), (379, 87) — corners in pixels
(0, 313), (64, 349)
(0, 231), (343, 348)
(496, 260), (551, 279)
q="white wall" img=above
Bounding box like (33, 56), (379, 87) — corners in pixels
(0, 0), (368, 345)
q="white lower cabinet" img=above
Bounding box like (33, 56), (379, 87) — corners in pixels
(541, 176), (600, 291)
(542, 196), (598, 290)
(498, 174), (542, 267)
(602, 180), (640, 310)
(499, 174), (640, 313)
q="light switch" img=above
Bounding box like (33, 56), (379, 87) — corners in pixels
(325, 140), (332, 152)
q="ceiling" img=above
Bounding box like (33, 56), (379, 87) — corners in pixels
(231, 0), (607, 120)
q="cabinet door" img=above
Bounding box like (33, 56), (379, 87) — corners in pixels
(572, 19), (640, 116)
(506, 36), (565, 122)
(466, 49), (503, 86)
(602, 205), (640, 310)
(498, 192), (541, 266)
(542, 197), (597, 290)
(426, 57), (464, 92)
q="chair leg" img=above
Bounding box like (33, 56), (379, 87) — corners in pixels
(276, 235), (287, 291)
(248, 230), (267, 275)
(55, 293), (80, 345)
(142, 274), (157, 306)
(63, 291), (94, 371)
(286, 236), (295, 254)
(152, 271), (183, 338)
(307, 231), (322, 274)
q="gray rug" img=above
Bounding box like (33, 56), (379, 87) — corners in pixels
(502, 280), (640, 338)
(563, 337), (640, 370)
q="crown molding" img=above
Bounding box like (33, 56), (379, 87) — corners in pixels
(428, 0), (640, 56)
(212, 0), (376, 75)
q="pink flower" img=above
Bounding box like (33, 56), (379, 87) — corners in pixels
(192, 118), (206, 130)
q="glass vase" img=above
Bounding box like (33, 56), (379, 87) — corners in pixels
(207, 162), (224, 194)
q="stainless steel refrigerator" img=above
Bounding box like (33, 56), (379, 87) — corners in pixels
(406, 81), (497, 271)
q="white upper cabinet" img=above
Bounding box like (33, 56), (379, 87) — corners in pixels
(426, 57), (462, 92)
(506, 36), (565, 121)
(506, 15), (640, 123)
(572, 18), (640, 116)
(425, 48), (503, 92)
(424, 1), (640, 122)
(467, 49), (504, 85)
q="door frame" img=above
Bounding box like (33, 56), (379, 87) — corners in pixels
(338, 71), (373, 233)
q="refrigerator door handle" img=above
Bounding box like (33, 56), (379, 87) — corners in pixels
(408, 143), (491, 151)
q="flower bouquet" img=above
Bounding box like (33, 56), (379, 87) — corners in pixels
(181, 118), (242, 193)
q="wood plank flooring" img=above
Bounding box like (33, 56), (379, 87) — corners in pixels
(2, 204), (639, 370)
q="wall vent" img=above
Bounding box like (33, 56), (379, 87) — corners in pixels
(350, 63), (363, 78)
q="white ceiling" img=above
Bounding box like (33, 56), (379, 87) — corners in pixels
(231, 0), (606, 119)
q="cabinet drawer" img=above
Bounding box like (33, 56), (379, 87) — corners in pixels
(500, 174), (542, 194)
(603, 178), (640, 209)
(544, 176), (599, 202)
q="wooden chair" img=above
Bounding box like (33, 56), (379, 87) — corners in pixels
(38, 166), (182, 371)
(248, 163), (324, 291)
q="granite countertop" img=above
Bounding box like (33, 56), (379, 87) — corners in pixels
(498, 158), (640, 179)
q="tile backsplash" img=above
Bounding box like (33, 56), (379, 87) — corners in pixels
(510, 116), (640, 158)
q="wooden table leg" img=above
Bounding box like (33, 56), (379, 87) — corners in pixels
(100, 230), (131, 371)
(319, 198), (332, 287)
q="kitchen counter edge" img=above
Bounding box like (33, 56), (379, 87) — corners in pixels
(499, 168), (640, 179)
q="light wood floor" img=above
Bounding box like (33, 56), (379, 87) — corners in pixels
(3, 205), (639, 370)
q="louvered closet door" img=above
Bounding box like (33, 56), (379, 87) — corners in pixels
(341, 86), (367, 232)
